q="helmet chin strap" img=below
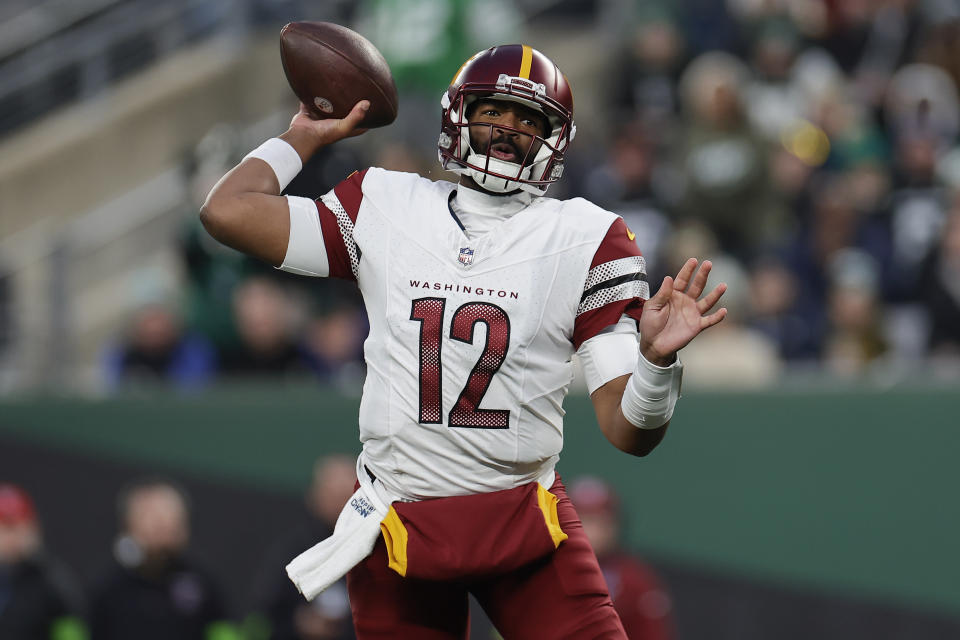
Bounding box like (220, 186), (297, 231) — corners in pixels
(464, 149), (552, 196)
(465, 151), (530, 193)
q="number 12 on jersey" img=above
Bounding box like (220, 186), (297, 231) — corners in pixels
(410, 297), (511, 429)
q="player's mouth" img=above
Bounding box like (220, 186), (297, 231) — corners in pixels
(491, 142), (521, 163)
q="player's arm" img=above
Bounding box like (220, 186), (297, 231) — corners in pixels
(591, 372), (668, 457)
(586, 259), (726, 457)
(199, 101), (370, 266)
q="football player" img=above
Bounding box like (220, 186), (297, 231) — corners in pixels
(201, 44), (726, 639)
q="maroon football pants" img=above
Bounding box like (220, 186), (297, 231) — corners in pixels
(346, 476), (627, 639)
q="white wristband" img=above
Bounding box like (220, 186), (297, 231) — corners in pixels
(244, 138), (303, 191)
(620, 350), (683, 430)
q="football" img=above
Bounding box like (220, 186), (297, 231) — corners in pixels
(279, 21), (398, 128)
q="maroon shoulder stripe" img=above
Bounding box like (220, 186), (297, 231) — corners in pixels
(313, 199), (355, 281)
(333, 169), (367, 222)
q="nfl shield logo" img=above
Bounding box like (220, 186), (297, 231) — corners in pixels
(458, 247), (475, 266)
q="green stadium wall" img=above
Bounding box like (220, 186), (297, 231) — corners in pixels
(1, 385), (958, 620)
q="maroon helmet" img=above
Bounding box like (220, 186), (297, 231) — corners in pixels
(438, 44), (576, 195)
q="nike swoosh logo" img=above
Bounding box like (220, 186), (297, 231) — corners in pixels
(627, 229), (636, 241)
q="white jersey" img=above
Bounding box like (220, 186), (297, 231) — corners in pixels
(283, 168), (649, 500)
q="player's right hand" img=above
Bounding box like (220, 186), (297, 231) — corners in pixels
(289, 100), (370, 146)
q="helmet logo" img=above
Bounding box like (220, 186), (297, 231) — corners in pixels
(550, 163), (564, 179)
(439, 132), (453, 148)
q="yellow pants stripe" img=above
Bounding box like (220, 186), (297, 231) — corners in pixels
(380, 506), (409, 577)
(537, 484), (569, 547)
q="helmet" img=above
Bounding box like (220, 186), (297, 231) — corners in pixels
(439, 44), (576, 196)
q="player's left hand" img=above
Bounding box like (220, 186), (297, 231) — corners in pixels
(638, 258), (727, 366)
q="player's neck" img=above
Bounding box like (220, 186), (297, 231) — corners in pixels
(455, 179), (533, 213)
(452, 177), (534, 239)
(459, 175), (526, 199)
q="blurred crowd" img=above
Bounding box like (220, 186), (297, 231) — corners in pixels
(572, 0), (960, 385)
(101, 0), (960, 392)
(0, 469), (672, 640)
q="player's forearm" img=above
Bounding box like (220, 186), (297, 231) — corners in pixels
(206, 125), (321, 204)
(606, 412), (669, 457)
(279, 125), (328, 165)
(639, 342), (677, 367)
(591, 375), (668, 457)
(199, 138), (303, 266)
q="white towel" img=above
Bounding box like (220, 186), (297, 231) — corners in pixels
(286, 457), (390, 600)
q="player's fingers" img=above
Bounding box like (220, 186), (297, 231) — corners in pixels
(687, 260), (712, 299)
(673, 258), (698, 292)
(649, 275), (673, 308)
(338, 100), (370, 134)
(700, 307), (727, 330)
(697, 282), (727, 314)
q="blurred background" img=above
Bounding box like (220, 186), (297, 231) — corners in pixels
(1, 0), (959, 638)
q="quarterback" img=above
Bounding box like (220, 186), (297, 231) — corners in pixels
(202, 45), (725, 639)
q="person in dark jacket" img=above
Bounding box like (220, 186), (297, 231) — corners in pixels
(0, 484), (86, 640)
(250, 455), (357, 640)
(90, 480), (231, 640)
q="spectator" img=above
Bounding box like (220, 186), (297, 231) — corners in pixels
(581, 122), (674, 277)
(102, 304), (216, 391)
(744, 17), (805, 142)
(783, 173), (890, 336)
(676, 51), (782, 261)
(666, 238), (782, 388)
(919, 193), (960, 356)
(219, 277), (309, 378)
(300, 306), (367, 390)
(883, 64), (959, 300)
(180, 124), (260, 353)
(747, 255), (821, 362)
(822, 248), (889, 376)
(250, 456), (358, 640)
(568, 476), (675, 640)
(90, 480), (232, 640)
(0, 484), (86, 640)
(612, 5), (687, 131)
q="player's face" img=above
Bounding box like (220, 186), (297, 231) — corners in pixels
(467, 99), (549, 166)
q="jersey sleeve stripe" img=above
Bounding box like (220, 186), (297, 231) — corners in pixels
(577, 279), (650, 316)
(320, 190), (360, 280)
(571, 217), (646, 349)
(581, 271), (648, 303)
(582, 256), (646, 293)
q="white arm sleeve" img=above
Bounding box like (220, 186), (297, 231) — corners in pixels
(278, 195), (330, 277)
(576, 314), (640, 394)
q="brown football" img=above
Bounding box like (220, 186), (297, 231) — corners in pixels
(279, 21), (398, 128)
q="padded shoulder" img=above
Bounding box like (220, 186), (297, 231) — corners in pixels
(525, 195), (620, 247)
(360, 167), (456, 214)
